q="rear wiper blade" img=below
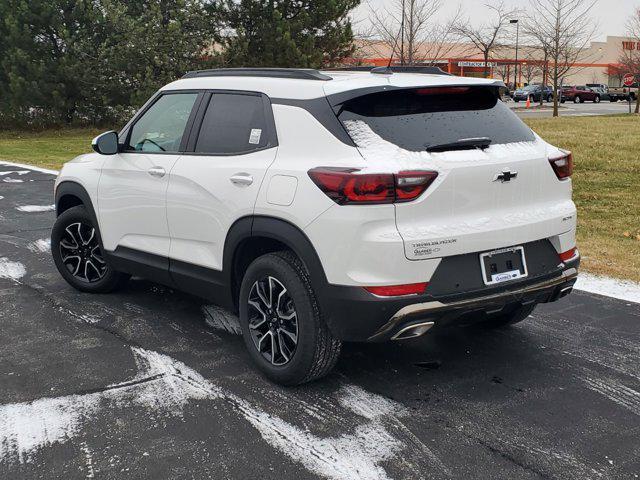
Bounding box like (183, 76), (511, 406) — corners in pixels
(425, 137), (492, 152)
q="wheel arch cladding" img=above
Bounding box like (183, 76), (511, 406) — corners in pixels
(55, 182), (98, 223)
(224, 216), (330, 312)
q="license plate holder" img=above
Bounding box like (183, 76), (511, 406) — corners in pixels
(480, 246), (528, 286)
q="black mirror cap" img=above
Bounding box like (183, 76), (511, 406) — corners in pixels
(92, 131), (119, 155)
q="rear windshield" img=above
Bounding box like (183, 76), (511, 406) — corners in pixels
(336, 86), (535, 152)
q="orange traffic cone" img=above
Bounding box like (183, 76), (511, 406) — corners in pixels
(526, 96), (531, 109)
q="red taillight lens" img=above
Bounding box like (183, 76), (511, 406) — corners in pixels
(558, 247), (577, 262)
(395, 171), (439, 202)
(308, 168), (438, 205)
(549, 151), (573, 179)
(364, 282), (428, 297)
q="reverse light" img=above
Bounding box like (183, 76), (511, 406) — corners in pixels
(558, 247), (577, 262)
(308, 168), (438, 205)
(549, 151), (573, 179)
(364, 282), (429, 297)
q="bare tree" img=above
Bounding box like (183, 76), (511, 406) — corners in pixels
(622, 7), (640, 113)
(521, 60), (544, 84)
(524, 0), (597, 116)
(453, 2), (516, 77)
(366, 0), (462, 66)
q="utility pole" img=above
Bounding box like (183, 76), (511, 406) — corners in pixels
(400, 0), (406, 65)
(510, 19), (519, 90)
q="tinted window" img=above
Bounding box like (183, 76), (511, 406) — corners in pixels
(337, 86), (535, 152)
(128, 93), (198, 153)
(195, 93), (269, 154)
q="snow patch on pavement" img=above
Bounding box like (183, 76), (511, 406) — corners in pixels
(0, 257), (26, 281)
(0, 161), (58, 175)
(3, 178), (23, 183)
(0, 347), (435, 478)
(575, 273), (640, 304)
(27, 238), (51, 253)
(0, 170), (30, 176)
(16, 204), (55, 213)
(580, 375), (640, 416)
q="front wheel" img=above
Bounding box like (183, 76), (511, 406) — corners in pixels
(238, 251), (341, 385)
(574, 96), (581, 103)
(51, 206), (129, 293)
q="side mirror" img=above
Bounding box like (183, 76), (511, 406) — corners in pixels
(92, 131), (119, 155)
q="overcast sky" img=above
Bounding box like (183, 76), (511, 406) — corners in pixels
(352, 0), (637, 42)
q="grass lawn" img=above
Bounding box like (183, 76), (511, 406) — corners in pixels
(1, 116), (639, 282)
(524, 115), (640, 283)
(0, 128), (102, 171)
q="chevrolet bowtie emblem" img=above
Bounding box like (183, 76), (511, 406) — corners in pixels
(494, 170), (518, 182)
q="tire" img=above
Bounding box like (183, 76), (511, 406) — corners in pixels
(51, 205), (129, 293)
(484, 304), (537, 328)
(238, 251), (341, 385)
(561, 99), (566, 103)
(594, 95), (600, 103)
(514, 99), (519, 103)
(547, 95), (553, 102)
(574, 96), (581, 103)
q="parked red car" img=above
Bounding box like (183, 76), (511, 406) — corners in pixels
(561, 85), (601, 103)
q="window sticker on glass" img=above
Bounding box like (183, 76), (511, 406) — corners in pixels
(249, 129), (262, 145)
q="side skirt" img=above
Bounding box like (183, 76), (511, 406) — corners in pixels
(103, 247), (233, 309)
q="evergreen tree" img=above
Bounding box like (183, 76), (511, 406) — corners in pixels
(214, 0), (359, 68)
(0, 0), (215, 126)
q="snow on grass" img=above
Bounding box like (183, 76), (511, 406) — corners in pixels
(0, 258), (26, 281)
(27, 238), (51, 253)
(15, 205), (55, 213)
(575, 273), (640, 304)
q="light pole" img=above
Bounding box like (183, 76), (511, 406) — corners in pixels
(510, 19), (519, 90)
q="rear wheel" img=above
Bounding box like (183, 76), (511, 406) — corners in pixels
(51, 206), (129, 293)
(594, 95), (601, 103)
(574, 96), (581, 103)
(485, 304), (537, 328)
(238, 251), (341, 385)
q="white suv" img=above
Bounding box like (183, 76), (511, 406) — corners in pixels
(51, 67), (579, 385)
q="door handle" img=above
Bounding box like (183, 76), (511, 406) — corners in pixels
(230, 173), (253, 186)
(148, 166), (166, 178)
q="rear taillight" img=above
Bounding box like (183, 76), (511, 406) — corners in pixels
(364, 282), (428, 297)
(549, 151), (573, 179)
(308, 168), (438, 205)
(558, 247), (577, 262)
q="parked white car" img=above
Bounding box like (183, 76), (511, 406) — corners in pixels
(51, 67), (579, 385)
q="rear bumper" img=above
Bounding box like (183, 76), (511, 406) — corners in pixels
(320, 259), (579, 342)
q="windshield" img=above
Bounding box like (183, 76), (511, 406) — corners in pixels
(336, 86), (535, 152)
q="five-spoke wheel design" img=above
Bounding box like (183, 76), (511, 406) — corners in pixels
(59, 222), (107, 283)
(247, 276), (298, 366)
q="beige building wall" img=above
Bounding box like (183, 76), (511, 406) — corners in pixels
(352, 36), (635, 87)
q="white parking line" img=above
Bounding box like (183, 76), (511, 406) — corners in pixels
(3, 161), (639, 304)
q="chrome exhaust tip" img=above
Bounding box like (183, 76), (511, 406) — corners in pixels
(391, 321), (435, 341)
(558, 285), (573, 298)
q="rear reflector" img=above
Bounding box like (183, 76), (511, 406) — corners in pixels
(549, 151), (573, 179)
(364, 282), (428, 297)
(558, 247), (577, 262)
(308, 168), (438, 205)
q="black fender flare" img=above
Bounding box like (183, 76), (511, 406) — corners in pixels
(222, 215), (330, 306)
(55, 181), (99, 225)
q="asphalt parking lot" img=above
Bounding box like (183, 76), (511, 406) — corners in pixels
(509, 100), (635, 117)
(1, 164), (639, 480)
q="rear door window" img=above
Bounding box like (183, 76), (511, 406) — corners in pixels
(337, 86), (535, 152)
(194, 93), (271, 155)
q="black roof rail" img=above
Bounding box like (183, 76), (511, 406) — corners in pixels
(329, 66), (451, 76)
(182, 68), (333, 81)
